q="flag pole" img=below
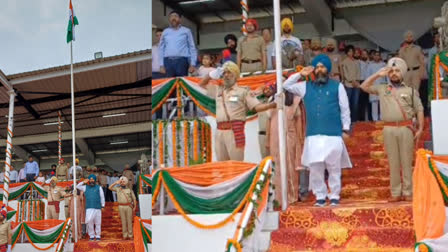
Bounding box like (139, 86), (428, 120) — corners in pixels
(70, 40), (78, 243)
(273, 0), (288, 211)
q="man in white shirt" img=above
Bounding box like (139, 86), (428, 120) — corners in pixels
(359, 49), (371, 121)
(9, 167), (18, 184)
(283, 54), (352, 207)
(272, 17), (303, 69)
(262, 28), (274, 70)
(110, 173), (120, 202)
(152, 28), (165, 79)
(19, 163), (26, 183)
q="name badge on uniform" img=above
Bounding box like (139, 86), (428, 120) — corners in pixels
(400, 94), (408, 98)
(229, 96), (238, 102)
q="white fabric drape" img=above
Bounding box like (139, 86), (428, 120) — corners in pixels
(339, 0), (444, 51)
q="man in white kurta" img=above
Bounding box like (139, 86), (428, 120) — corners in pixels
(283, 54), (352, 207)
(76, 174), (105, 241)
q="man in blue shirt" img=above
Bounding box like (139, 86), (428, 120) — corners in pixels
(25, 156), (39, 182)
(158, 10), (197, 77)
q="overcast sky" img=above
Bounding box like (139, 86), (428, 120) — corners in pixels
(0, 0), (150, 75)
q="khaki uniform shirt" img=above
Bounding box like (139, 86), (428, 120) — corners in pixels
(341, 57), (361, 88)
(327, 52), (342, 75)
(98, 175), (108, 186)
(237, 35), (266, 61)
(207, 85), (260, 123)
(257, 97), (270, 132)
(111, 187), (136, 204)
(45, 186), (66, 202)
(367, 83), (423, 122)
(399, 44), (424, 70)
(0, 220), (11, 245)
(123, 170), (135, 185)
(56, 164), (68, 178)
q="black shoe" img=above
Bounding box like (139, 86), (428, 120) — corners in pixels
(96, 237), (101, 241)
(314, 199), (326, 207)
(330, 199), (340, 206)
(89, 238), (94, 241)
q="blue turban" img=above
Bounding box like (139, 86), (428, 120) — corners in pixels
(311, 54), (332, 73)
(88, 174), (97, 181)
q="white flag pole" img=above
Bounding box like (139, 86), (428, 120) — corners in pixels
(70, 40), (78, 243)
(273, 0), (288, 211)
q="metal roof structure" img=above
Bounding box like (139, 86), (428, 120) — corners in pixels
(0, 50), (151, 168)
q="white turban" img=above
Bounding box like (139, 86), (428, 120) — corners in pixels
(120, 176), (129, 185)
(387, 57), (408, 76)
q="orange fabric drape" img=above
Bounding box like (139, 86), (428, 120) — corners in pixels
(151, 78), (175, 88)
(134, 217), (145, 252)
(413, 149), (446, 242)
(153, 161), (257, 186)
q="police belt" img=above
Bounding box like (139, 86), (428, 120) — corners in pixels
(383, 120), (413, 127)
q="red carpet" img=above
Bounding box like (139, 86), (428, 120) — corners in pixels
(269, 120), (431, 251)
(74, 202), (135, 252)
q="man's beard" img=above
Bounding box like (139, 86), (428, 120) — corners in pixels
(390, 76), (401, 85)
(354, 56), (360, 60)
(361, 57), (368, 61)
(228, 46), (236, 53)
(121, 185), (127, 188)
(89, 182), (95, 187)
(283, 29), (291, 34)
(327, 47), (334, 52)
(224, 79), (236, 88)
(316, 72), (329, 84)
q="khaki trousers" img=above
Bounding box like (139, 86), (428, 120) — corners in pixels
(258, 134), (268, 158)
(241, 62), (263, 73)
(47, 205), (58, 220)
(404, 69), (421, 90)
(383, 126), (414, 197)
(215, 129), (244, 161)
(119, 205), (133, 238)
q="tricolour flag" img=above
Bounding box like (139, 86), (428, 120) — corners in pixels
(66, 0), (79, 43)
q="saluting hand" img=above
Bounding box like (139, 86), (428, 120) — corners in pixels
(377, 67), (392, 77)
(299, 66), (314, 77)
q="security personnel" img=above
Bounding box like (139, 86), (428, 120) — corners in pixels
(398, 30), (425, 89)
(325, 38), (342, 82)
(43, 177), (66, 219)
(56, 158), (68, 181)
(361, 57), (424, 202)
(109, 177), (136, 240)
(199, 61), (277, 161)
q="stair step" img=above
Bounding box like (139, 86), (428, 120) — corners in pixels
(74, 239), (135, 252)
(271, 201), (413, 251)
(342, 176), (390, 187)
(340, 186), (391, 200)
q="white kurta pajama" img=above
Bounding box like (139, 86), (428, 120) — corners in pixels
(77, 182), (105, 239)
(284, 73), (352, 201)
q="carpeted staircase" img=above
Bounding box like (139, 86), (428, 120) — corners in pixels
(74, 202), (135, 252)
(269, 120), (431, 252)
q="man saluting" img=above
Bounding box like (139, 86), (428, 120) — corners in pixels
(77, 174), (105, 241)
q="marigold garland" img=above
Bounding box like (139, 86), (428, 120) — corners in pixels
(184, 120), (189, 166)
(158, 122), (164, 167)
(201, 121), (205, 160)
(193, 120), (199, 161)
(158, 159), (268, 229)
(172, 121), (177, 167)
(225, 239), (242, 252)
(428, 155), (448, 198)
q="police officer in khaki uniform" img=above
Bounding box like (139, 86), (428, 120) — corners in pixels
(109, 177), (136, 240)
(0, 206), (11, 252)
(398, 30), (425, 90)
(237, 19), (267, 73)
(56, 158), (68, 181)
(199, 61), (277, 161)
(43, 177), (66, 219)
(325, 38), (342, 82)
(98, 170), (108, 194)
(361, 57), (424, 202)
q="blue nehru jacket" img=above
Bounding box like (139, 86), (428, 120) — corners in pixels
(85, 184), (102, 209)
(303, 79), (342, 137)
